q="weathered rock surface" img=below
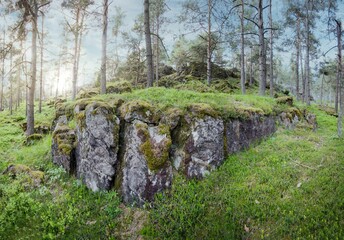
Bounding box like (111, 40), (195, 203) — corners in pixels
(75, 103), (120, 191)
(52, 124), (76, 174)
(121, 120), (172, 206)
(172, 115), (224, 179)
(50, 98), (317, 206)
(226, 114), (276, 154)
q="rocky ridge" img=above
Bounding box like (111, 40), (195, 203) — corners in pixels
(51, 92), (317, 206)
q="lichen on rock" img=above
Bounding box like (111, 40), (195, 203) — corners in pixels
(121, 120), (173, 205)
(75, 102), (120, 191)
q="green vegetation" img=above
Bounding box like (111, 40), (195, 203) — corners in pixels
(143, 106), (344, 239)
(0, 104), (121, 239)
(0, 88), (343, 239)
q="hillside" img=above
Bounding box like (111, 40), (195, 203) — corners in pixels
(0, 88), (343, 239)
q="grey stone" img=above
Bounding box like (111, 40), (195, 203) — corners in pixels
(75, 103), (119, 191)
(121, 120), (172, 206)
(51, 125), (76, 174)
(172, 115), (224, 179)
(226, 114), (276, 154)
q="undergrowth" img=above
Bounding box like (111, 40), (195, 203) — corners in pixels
(0, 103), (122, 239)
(143, 106), (344, 239)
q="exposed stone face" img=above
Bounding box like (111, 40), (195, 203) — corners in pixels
(75, 103), (119, 191)
(225, 114), (276, 154)
(279, 112), (299, 129)
(305, 113), (317, 130)
(51, 99), (317, 206)
(52, 124), (76, 175)
(172, 115), (224, 179)
(121, 120), (173, 206)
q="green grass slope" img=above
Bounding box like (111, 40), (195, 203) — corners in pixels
(0, 90), (343, 239)
(143, 105), (344, 239)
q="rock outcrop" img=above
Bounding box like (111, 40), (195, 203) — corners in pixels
(51, 97), (316, 206)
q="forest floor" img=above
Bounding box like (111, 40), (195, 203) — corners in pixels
(0, 90), (343, 239)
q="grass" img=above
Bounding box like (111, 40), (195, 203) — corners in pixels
(0, 91), (343, 239)
(0, 103), (122, 239)
(143, 106), (344, 239)
(93, 87), (277, 119)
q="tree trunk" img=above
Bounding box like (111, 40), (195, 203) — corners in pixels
(240, 0), (246, 94)
(206, 0), (212, 85)
(144, 0), (154, 87)
(296, 17), (300, 100)
(155, 12), (160, 86)
(305, 0), (311, 105)
(0, 31), (5, 111)
(258, 0), (266, 95)
(9, 51), (13, 115)
(72, 7), (80, 100)
(100, 0), (108, 94)
(336, 20), (343, 137)
(26, 3), (38, 136)
(269, 0), (273, 97)
(249, 46), (253, 86)
(320, 74), (324, 106)
(39, 15), (44, 113)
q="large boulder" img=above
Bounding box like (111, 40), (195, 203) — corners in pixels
(121, 120), (173, 206)
(225, 114), (276, 154)
(75, 103), (120, 191)
(52, 124), (76, 174)
(171, 104), (225, 179)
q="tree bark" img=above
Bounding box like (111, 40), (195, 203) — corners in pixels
(304, 0), (311, 105)
(9, 51), (13, 115)
(39, 15), (44, 113)
(336, 20), (342, 137)
(206, 0), (212, 85)
(100, 0), (108, 94)
(269, 0), (273, 97)
(240, 0), (246, 94)
(72, 7), (80, 100)
(258, 0), (266, 95)
(296, 17), (300, 100)
(1, 31), (5, 111)
(26, 2), (38, 136)
(155, 12), (160, 86)
(144, 0), (154, 87)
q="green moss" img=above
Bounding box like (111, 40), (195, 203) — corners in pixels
(276, 96), (294, 106)
(187, 103), (219, 118)
(76, 89), (99, 100)
(136, 123), (171, 171)
(106, 80), (133, 94)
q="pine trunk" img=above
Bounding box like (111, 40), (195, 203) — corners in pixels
(39, 15), (44, 113)
(240, 0), (246, 94)
(336, 20), (343, 137)
(258, 0), (266, 95)
(269, 0), (273, 97)
(26, 4), (38, 136)
(206, 0), (212, 85)
(144, 0), (154, 87)
(100, 0), (108, 94)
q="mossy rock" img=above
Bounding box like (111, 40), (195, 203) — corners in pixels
(276, 96), (293, 106)
(25, 134), (43, 146)
(76, 89), (99, 100)
(187, 103), (219, 119)
(158, 73), (187, 88)
(136, 123), (172, 171)
(106, 80), (132, 94)
(234, 105), (265, 119)
(120, 100), (158, 123)
(53, 124), (76, 155)
(2, 164), (44, 187)
(318, 105), (338, 117)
